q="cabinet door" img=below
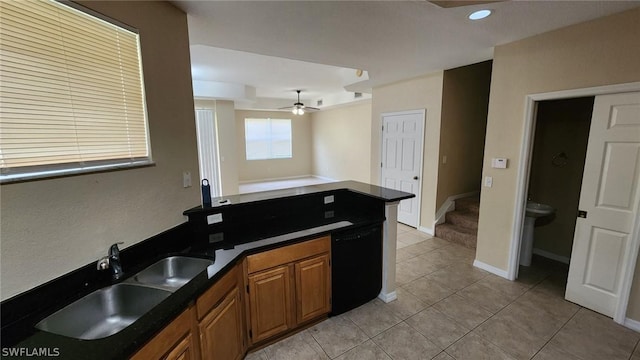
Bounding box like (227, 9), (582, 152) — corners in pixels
(295, 254), (331, 324)
(165, 334), (193, 360)
(248, 265), (293, 343)
(199, 287), (244, 360)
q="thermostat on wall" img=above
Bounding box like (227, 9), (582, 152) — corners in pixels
(492, 158), (508, 169)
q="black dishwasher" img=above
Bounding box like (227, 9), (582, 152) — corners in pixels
(331, 223), (383, 315)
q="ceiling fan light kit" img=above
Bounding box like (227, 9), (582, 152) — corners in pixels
(280, 90), (320, 115)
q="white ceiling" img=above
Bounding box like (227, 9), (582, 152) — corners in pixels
(173, 0), (640, 110)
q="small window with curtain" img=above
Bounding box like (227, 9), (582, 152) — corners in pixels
(0, 0), (151, 183)
(244, 118), (292, 160)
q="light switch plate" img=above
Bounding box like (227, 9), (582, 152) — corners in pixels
(182, 171), (192, 188)
(484, 176), (493, 188)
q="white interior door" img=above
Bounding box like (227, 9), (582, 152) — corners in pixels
(566, 92), (640, 317)
(381, 110), (425, 227)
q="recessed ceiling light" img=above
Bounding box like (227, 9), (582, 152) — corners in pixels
(469, 9), (492, 20)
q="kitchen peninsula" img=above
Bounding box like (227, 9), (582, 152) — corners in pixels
(1, 181), (413, 359)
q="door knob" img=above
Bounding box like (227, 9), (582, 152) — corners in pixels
(413, 176), (419, 180)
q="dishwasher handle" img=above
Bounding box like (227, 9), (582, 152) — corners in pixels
(334, 227), (379, 242)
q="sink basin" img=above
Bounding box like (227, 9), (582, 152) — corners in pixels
(521, 201), (556, 266)
(35, 284), (170, 340)
(526, 201), (555, 218)
(126, 256), (213, 291)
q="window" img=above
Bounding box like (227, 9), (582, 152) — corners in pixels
(0, 0), (150, 183)
(244, 118), (292, 160)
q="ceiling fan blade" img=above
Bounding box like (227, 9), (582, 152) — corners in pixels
(429, 0), (505, 8)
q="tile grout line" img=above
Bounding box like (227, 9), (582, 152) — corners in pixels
(526, 305), (584, 360)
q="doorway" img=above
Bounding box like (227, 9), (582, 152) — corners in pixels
(510, 83), (640, 325)
(380, 110), (425, 228)
(521, 97), (593, 269)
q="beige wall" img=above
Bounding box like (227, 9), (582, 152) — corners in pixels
(371, 72), (444, 231)
(528, 98), (593, 259)
(311, 101), (372, 182)
(0, 1), (199, 300)
(476, 8), (640, 319)
(436, 61), (492, 210)
(194, 99), (239, 196)
(235, 110), (312, 182)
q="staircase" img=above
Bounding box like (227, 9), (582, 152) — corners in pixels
(435, 196), (479, 249)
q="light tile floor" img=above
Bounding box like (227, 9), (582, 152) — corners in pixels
(245, 223), (640, 360)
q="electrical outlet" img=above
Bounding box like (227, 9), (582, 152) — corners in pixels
(207, 213), (223, 224)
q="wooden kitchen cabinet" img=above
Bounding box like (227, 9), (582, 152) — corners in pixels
(295, 253), (331, 324)
(131, 307), (196, 360)
(197, 264), (247, 360)
(199, 287), (244, 360)
(245, 236), (331, 345)
(247, 265), (293, 342)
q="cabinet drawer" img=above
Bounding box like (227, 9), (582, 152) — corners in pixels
(196, 264), (239, 320)
(247, 236), (330, 274)
(131, 307), (193, 360)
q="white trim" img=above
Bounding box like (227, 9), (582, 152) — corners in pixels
(473, 259), (509, 279)
(508, 81), (640, 322)
(380, 109), (426, 229)
(623, 317), (640, 333)
(532, 248), (570, 265)
(380, 202), (400, 304)
(435, 191), (480, 226)
(418, 226), (434, 236)
(378, 291), (398, 303)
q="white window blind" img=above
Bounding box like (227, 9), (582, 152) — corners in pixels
(245, 118), (292, 160)
(0, 0), (150, 182)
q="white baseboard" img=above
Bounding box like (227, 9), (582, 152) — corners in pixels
(624, 317), (640, 332)
(312, 175), (338, 182)
(473, 260), (510, 279)
(434, 191), (480, 226)
(239, 174), (337, 184)
(533, 248), (571, 264)
(378, 291), (398, 303)
(418, 226), (434, 236)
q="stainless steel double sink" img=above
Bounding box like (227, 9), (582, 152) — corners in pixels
(35, 256), (213, 340)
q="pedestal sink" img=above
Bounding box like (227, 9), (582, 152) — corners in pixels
(520, 201), (555, 266)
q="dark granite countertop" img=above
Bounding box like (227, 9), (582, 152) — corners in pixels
(183, 180), (413, 216)
(5, 217), (382, 360)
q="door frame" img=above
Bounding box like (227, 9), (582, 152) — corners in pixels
(379, 109), (426, 229)
(508, 81), (640, 325)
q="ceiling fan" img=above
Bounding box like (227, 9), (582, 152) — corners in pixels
(279, 90), (319, 115)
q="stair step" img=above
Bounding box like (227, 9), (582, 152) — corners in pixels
(445, 210), (479, 230)
(455, 196), (480, 214)
(435, 223), (477, 249)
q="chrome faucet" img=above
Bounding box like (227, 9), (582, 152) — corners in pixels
(97, 242), (124, 280)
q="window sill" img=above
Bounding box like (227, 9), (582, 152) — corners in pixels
(0, 161), (156, 185)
